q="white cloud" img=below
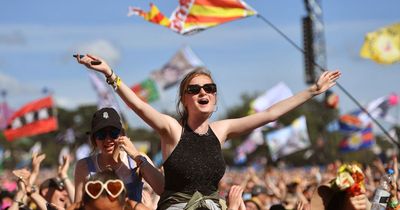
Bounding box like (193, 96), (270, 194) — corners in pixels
(0, 72), (40, 95)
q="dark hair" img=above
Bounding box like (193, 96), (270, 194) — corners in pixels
(83, 169), (126, 206)
(176, 67), (214, 124)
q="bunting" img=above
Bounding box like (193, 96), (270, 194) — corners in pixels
(3, 96), (58, 141)
(360, 23), (400, 64)
(128, 0), (257, 35)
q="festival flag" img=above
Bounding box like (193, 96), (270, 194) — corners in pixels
(360, 23), (400, 64)
(265, 116), (310, 161)
(3, 96), (58, 141)
(128, 0), (257, 35)
(131, 78), (160, 103)
(0, 102), (14, 130)
(357, 93), (398, 126)
(88, 71), (121, 112)
(339, 124), (374, 152)
(150, 46), (204, 89)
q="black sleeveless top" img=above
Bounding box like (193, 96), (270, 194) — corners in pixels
(163, 124), (226, 195)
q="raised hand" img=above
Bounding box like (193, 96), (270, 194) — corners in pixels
(75, 54), (112, 76)
(312, 70), (341, 95)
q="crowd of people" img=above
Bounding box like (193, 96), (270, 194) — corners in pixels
(0, 54), (398, 210)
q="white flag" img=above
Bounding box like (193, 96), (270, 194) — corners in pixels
(88, 72), (121, 113)
(265, 116), (310, 161)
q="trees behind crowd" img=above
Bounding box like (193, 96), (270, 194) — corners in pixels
(0, 92), (395, 170)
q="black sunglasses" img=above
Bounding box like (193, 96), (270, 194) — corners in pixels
(94, 128), (121, 141)
(186, 83), (217, 94)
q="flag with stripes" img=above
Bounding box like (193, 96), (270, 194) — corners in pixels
(339, 125), (374, 152)
(128, 0), (257, 35)
(3, 96), (58, 141)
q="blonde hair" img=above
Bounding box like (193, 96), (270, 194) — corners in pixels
(176, 67), (215, 124)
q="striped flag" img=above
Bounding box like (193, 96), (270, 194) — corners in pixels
(360, 23), (400, 64)
(128, 0), (257, 35)
(339, 125), (374, 152)
(3, 96), (58, 141)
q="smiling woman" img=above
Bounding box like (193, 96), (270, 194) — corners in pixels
(73, 107), (164, 204)
(76, 54), (340, 209)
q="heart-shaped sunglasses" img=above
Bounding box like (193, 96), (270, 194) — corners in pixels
(85, 179), (125, 199)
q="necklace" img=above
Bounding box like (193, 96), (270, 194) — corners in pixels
(96, 154), (123, 172)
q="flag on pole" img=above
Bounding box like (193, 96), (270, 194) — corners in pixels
(360, 23), (400, 64)
(128, 0), (257, 35)
(0, 102), (13, 130)
(3, 96), (58, 141)
(88, 72), (121, 112)
(339, 125), (374, 152)
(131, 78), (160, 103)
(265, 116), (310, 161)
(150, 46), (204, 89)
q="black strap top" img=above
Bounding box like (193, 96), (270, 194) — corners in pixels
(163, 124), (226, 195)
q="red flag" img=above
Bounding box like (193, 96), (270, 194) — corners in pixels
(3, 96), (58, 141)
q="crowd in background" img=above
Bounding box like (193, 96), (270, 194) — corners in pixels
(1, 152), (399, 210)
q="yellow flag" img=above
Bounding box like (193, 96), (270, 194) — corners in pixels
(360, 23), (400, 64)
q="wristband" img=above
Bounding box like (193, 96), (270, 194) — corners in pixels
(135, 155), (148, 168)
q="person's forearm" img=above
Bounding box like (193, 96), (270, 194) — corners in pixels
(29, 193), (47, 210)
(137, 159), (165, 195)
(9, 190), (26, 210)
(61, 176), (75, 202)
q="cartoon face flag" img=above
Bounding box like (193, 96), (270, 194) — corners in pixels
(128, 0), (257, 35)
(360, 23), (400, 64)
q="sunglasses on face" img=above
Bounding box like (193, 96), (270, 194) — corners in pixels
(94, 128), (120, 141)
(85, 179), (125, 200)
(49, 179), (65, 191)
(186, 83), (217, 95)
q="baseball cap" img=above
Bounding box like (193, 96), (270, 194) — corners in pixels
(91, 107), (122, 135)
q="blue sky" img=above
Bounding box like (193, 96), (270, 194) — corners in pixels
(0, 0), (399, 129)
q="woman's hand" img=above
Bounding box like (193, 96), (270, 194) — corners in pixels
(227, 185), (244, 210)
(76, 54), (113, 77)
(58, 155), (70, 179)
(116, 135), (140, 158)
(311, 70), (341, 95)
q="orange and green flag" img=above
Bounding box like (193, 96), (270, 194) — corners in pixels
(128, 0), (257, 35)
(360, 23), (400, 64)
(131, 78), (160, 103)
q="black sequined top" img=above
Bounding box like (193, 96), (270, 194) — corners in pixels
(163, 124), (226, 195)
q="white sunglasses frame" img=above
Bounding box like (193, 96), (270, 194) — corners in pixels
(84, 179), (125, 199)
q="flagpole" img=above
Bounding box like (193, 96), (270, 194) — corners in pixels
(256, 14), (399, 147)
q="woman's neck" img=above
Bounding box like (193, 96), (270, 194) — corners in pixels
(187, 117), (210, 135)
(98, 153), (119, 170)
